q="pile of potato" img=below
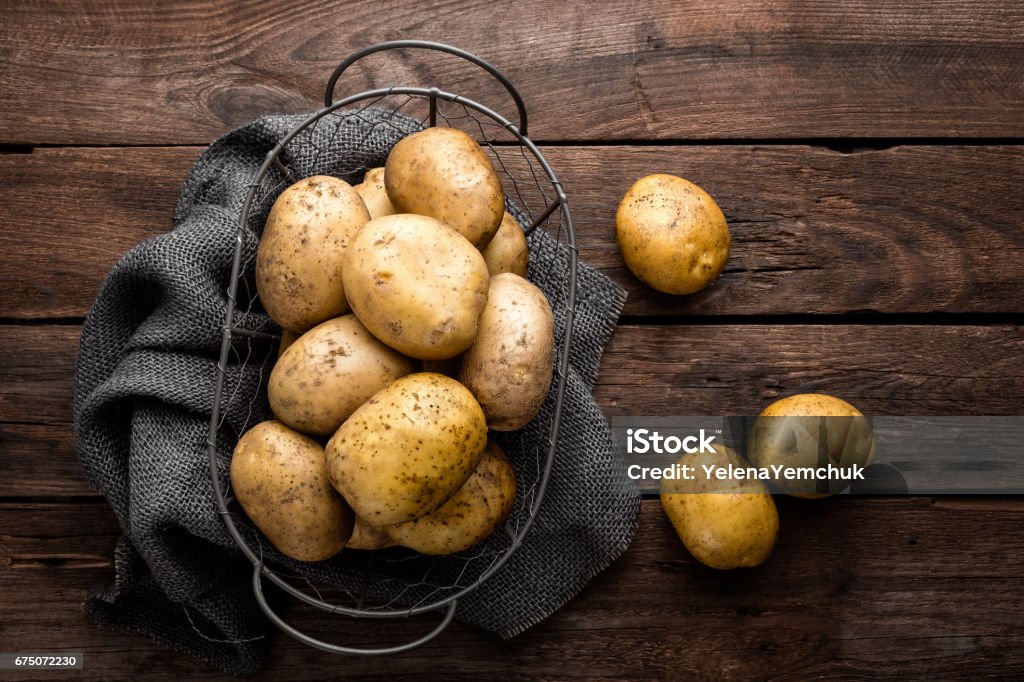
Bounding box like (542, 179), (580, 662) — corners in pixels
(231, 127), (552, 562)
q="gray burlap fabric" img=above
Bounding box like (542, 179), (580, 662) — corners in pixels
(74, 108), (640, 674)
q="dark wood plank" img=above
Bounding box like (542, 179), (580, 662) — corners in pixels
(3, 145), (1022, 319)
(0, 423), (90, 497)
(1, 1), (1023, 145)
(0, 147), (190, 319)
(0, 326), (78, 427)
(2, 323), (1022, 497)
(2, 499), (1023, 679)
(597, 324), (1024, 417)
(552, 145), (1024, 317)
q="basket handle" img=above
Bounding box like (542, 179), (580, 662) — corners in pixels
(324, 40), (529, 136)
(250, 563), (458, 656)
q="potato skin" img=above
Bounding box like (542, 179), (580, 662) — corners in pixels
(354, 167), (397, 220)
(660, 445), (778, 570)
(385, 127), (504, 248)
(346, 516), (396, 550)
(750, 393), (876, 498)
(759, 393), (865, 419)
(616, 173), (730, 295)
(326, 372), (487, 526)
(268, 315), (415, 436)
(231, 421), (354, 562)
(459, 273), (554, 431)
(256, 175), (370, 332)
(342, 214), (490, 360)
(482, 212), (529, 277)
(387, 440), (516, 555)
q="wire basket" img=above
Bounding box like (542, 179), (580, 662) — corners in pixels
(205, 41), (578, 655)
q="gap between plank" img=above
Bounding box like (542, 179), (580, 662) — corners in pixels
(4, 137), (1024, 154)
(2, 314), (1022, 328)
(617, 313), (1024, 327)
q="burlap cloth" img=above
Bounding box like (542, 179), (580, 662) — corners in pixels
(73, 109), (640, 674)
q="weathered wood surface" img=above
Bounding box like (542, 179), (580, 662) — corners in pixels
(2, 1), (1023, 677)
(1, 499), (1022, 680)
(2, 1), (1023, 145)
(2, 144), (1022, 320)
(2, 323), (1021, 498)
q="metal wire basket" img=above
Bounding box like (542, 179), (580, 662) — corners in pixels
(205, 41), (577, 655)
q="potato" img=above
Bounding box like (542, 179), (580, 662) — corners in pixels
(353, 167), (397, 220)
(326, 372), (487, 525)
(616, 173), (730, 295)
(342, 214), (489, 360)
(482, 212), (529, 277)
(386, 440), (516, 555)
(346, 516), (395, 550)
(230, 421), (354, 562)
(749, 393), (876, 498)
(459, 273), (553, 431)
(661, 444), (778, 570)
(268, 315), (415, 436)
(385, 127), (504, 248)
(256, 175), (370, 332)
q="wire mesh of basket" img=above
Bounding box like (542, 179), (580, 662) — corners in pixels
(204, 41), (578, 655)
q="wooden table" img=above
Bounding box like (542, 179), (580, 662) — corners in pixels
(2, 2), (1023, 679)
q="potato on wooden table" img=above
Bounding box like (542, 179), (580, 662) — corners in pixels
(749, 393), (876, 498)
(661, 444), (778, 570)
(616, 173), (730, 295)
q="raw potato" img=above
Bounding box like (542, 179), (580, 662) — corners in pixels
(749, 393), (876, 498)
(326, 372), (487, 526)
(268, 315), (415, 436)
(387, 440), (516, 555)
(661, 444), (778, 570)
(353, 167), (397, 220)
(231, 421), (354, 562)
(482, 212), (529, 277)
(256, 175), (370, 332)
(616, 173), (730, 295)
(344, 441), (516, 555)
(460, 273), (554, 431)
(342, 214), (489, 360)
(385, 127), (504, 248)
(347, 517), (395, 550)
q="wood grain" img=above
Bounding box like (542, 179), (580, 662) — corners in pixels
(548, 145), (1024, 317)
(1, 1), (1023, 145)
(597, 325), (1024, 417)
(2, 498), (1022, 679)
(2, 323), (1021, 497)
(2, 145), (1022, 319)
